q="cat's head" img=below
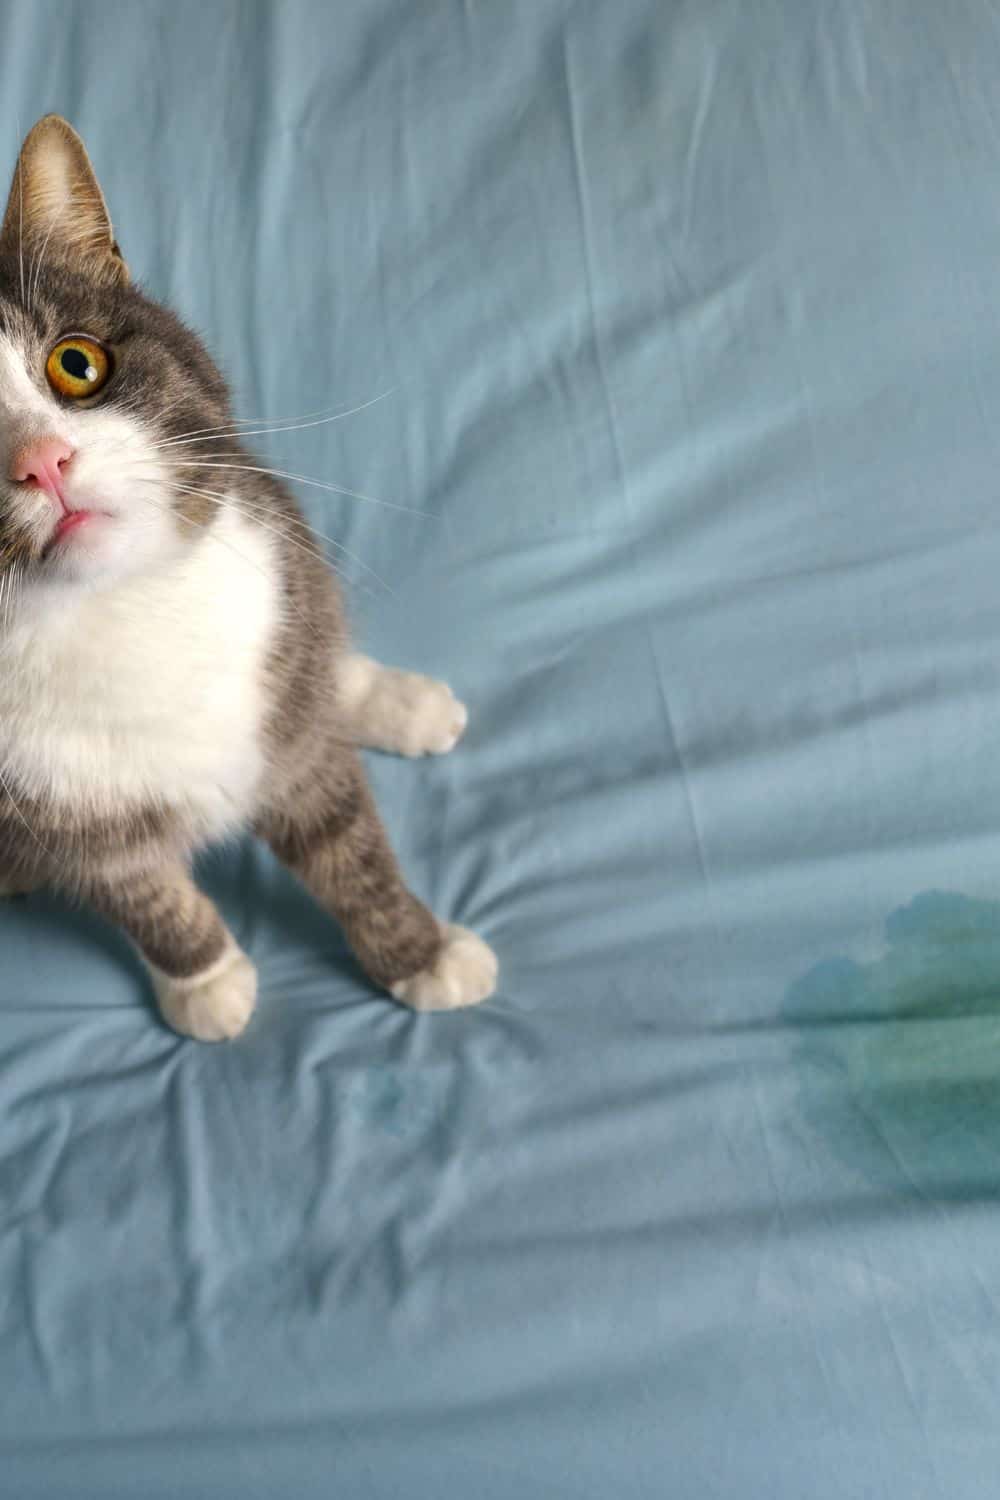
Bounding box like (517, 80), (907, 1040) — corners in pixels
(0, 115), (235, 604)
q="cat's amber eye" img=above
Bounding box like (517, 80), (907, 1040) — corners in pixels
(45, 335), (111, 399)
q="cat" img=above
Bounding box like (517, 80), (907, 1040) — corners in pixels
(0, 115), (497, 1040)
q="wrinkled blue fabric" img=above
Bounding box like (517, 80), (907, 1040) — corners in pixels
(4, 1), (1000, 1495)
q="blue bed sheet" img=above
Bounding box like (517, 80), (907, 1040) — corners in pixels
(4, 1), (1000, 1495)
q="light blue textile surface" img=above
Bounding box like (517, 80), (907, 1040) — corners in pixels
(4, 2), (1000, 1494)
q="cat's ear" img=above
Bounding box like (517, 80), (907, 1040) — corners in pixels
(0, 115), (128, 286)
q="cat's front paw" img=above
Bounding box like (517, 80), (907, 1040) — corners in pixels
(395, 675), (467, 757)
(341, 655), (468, 757)
(151, 948), (258, 1042)
(391, 924), (498, 1011)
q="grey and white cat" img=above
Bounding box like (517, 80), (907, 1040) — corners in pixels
(0, 115), (497, 1039)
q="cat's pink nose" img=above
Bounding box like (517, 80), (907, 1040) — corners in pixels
(10, 438), (75, 505)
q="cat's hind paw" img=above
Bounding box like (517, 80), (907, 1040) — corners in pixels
(391, 924), (497, 1011)
(150, 947), (257, 1042)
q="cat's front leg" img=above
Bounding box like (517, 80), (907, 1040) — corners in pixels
(257, 748), (497, 1010)
(338, 654), (468, 758)
(85, 860), (256, 1041)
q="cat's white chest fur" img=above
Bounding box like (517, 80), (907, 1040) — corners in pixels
(0, 508), (278, 836)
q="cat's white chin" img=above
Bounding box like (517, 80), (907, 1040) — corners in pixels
(37, 507), (185, 590)
(43, 510), (112, 560)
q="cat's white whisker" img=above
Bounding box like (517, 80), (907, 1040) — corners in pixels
(170, 460), (428, 517)
(168, 480), (391, 599)
(151, 391), (399, 447)
(4, 564), (19, 631)
(0, 760), (59, 869)
(150, 387), (398, 449)
(151, 390), (200, 429)
(0, 565), (13, 631)
(129, 482), (345, 632)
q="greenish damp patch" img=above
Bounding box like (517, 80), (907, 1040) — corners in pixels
(785, 891), (1000, 1197)
(353, 1066), (437, 1138)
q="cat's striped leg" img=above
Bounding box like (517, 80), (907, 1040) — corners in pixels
(257, 752), (496, 1010)
(85, 861), (256, 1041)
(338, 654), (468, 757)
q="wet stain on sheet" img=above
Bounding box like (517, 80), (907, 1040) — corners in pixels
(786, 892), (1000, 1197)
